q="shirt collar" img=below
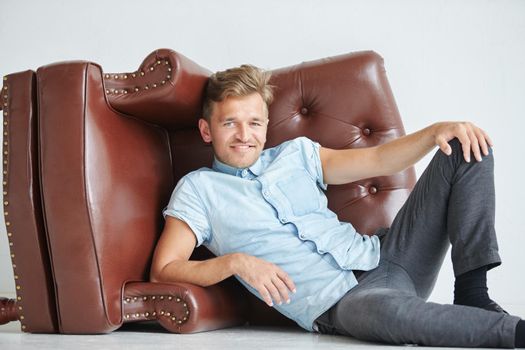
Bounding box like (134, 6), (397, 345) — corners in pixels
(212, 156), (262, 177)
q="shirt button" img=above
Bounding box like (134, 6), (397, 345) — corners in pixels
(242, 169), (248, 176)
(299, 233), (305, 239)
(318, 249), (325, 254)
(263, 190), (269, 196)
(280, 217), (287, 223)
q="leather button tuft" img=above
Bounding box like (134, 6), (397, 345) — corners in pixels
(300, 107), (308, 115)
(363, 128), (371, 136)
(369, 186), (378, 194)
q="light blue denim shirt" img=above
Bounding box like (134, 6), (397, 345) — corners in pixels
(163, 136), (380, 331)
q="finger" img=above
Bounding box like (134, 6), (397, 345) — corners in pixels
(457, 133), (471, 163)
(467, 128), (482, 162)
(475, 128), (490, 156)
(436, 136), (452, 156)
(480, 128), (494, 148)
(272, 277), (291, 304)
(265, 281), (283, 305)
(257, 285), (274, 307)
(277, 270), (297, 294)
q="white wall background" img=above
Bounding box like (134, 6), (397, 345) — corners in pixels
(1, 0), (524, 311)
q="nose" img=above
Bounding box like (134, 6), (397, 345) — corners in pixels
(236, 123), (250, 142)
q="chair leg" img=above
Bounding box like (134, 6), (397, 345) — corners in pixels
(0, 297), (18, 324)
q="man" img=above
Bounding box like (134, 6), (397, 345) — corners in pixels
(150, 64), (524, 347)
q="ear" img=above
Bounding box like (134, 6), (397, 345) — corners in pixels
(198, 118), (212, 143)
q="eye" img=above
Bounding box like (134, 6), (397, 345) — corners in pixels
(223, 122), (235, 127)
(251, 122), (262, 127)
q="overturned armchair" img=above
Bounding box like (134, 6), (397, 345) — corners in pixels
(0, 48), (415, 334)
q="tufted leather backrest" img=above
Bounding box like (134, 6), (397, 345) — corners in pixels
(267, 52), (416, 234)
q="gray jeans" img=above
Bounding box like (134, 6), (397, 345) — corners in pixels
(314, 138), (521, 348)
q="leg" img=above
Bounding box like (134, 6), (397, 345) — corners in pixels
(313, 139), (521, 346)
(379, 138), (501, 298)
(315, 260), (521, 347)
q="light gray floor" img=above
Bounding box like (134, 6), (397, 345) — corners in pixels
(1, 305), (524, 350)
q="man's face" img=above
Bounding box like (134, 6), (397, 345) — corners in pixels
(198, 93), (268, 168)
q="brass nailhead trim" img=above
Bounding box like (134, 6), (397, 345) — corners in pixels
(104, 59), (172, 95)
(3, 81), (26, 319)
(122, 294), (190, 324)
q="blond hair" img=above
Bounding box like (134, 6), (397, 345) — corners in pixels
(202, 64), (274, 121)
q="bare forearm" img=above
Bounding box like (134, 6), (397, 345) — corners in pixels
(152, 253), (241, 287)
(375, 123), (437, 175)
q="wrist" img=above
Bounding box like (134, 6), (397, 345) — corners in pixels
(228, 252), (245, 275)
(426, 122), (442, 147)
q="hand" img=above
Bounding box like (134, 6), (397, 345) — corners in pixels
(232, 253), (296, 307)
(432, 121), (493, 162)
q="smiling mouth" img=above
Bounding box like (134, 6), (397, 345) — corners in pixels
(230, 145), (255, 152)
(231, 145), (254, 148)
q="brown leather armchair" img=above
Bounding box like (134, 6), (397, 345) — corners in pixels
(0, 49), (416, 334)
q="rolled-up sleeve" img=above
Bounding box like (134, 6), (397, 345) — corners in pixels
(162, 176), (211, 247)
(296, 137), (328, 191)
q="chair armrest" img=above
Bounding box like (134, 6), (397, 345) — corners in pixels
(123, 279), (246, 333)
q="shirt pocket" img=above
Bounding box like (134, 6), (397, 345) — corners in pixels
(275, 169), (321, 216)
